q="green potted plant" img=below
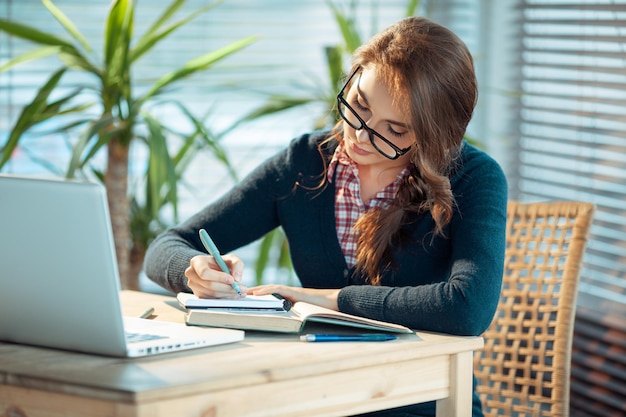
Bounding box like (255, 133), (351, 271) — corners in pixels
(0, 0), (255, 289)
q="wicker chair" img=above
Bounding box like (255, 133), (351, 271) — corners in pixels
(474, 201), (595, 417)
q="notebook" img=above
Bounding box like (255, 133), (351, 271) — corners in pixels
(0, 175), (244, 357)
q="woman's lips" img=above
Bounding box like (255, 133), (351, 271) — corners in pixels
(349, 140), (372, 156)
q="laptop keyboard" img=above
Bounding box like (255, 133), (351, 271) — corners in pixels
(126, 332), (167, 344)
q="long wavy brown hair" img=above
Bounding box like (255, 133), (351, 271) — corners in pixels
(322, 16), (477, 285)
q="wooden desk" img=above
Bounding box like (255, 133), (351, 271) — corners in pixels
(0, 290), (482, 417)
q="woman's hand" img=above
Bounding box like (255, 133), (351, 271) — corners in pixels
(248, 285), (340, 311)
(185, 254), (247, 299)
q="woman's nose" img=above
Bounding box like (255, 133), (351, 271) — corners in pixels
(355, 126), (370, 143)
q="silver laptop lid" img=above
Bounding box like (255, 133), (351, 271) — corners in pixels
(0, 175), (129, 356)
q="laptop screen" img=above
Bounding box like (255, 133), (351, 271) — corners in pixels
(0, 175), (129, 355)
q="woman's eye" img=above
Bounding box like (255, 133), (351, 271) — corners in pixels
(353, 97), (369, 112)
(387, 126), (405, 138)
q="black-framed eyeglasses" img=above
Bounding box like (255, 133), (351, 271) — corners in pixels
(337, 67), (412, 160)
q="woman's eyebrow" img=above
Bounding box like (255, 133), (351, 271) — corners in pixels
(356, 82), (409, 129)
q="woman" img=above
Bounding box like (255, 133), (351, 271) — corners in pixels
(144, 16), (507, 416)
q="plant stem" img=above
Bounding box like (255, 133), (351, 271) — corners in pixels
(105, 136), (135, 289)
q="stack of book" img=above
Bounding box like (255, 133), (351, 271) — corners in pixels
(177, 293), (412, 334)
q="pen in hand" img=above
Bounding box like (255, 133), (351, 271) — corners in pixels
(199, 229), (242, 296)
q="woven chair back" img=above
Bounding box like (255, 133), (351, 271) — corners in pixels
(474, 201), (595, 417)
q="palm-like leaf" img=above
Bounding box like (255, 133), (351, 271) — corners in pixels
(240, 96), (314, 124)
(144, 113), (178, 220)
(325, 0), (362, 54)
(0, 18), (75, 48)
(66, 116), (119, 178)
(131, 0), (221, 63)
(173, 103), (238, 181)
(0, 69), (67, 167)
(405, 0), (420, 17)
(43, 0), (91, 52)
(142, 36), (257, 102)
(0, 46), (62, 72)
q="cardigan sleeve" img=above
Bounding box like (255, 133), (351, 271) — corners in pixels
(142, 132), (324, 294)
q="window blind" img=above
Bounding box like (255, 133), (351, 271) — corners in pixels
(513, 0), (626, 311)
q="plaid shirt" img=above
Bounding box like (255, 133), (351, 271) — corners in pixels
(328, 145), (408, 268)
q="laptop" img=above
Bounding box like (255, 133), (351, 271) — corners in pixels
(0, 175), (244, 357)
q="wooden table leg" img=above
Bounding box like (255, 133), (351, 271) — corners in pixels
(436, 350), (473, 417)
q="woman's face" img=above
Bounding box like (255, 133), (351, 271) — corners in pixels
(341, 65), (414, 169)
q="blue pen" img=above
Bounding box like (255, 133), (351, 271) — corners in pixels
(299, 334), (398, 342)
(199, 229), (242, 296)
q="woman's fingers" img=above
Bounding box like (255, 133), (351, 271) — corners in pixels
(185, 255), (247, 298)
